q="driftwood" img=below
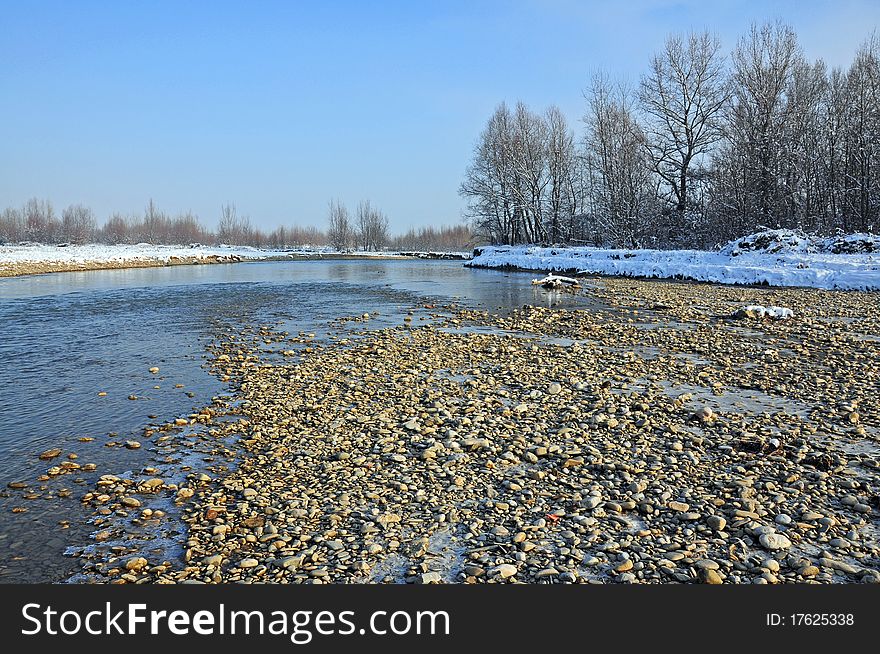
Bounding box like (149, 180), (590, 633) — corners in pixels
(531, 274), (581, 289)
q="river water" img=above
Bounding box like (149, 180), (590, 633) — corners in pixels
(0, 259), (598, 582)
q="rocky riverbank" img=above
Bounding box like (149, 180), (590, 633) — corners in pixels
(70, 278), (879, 583)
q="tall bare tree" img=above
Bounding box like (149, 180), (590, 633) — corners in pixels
(460, 103), (517, 244)
(545, 105), (579, 243)
(640, 30), (729, 215)
(584, 75), (654, 247)
(728, 21), (803, 221)
(840, 34), (880, 231)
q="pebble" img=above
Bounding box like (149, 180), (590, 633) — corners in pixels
(819, 558), (859, 575)
(418, 572), (442, 584)
(774, 514), (793, 526)
(759, 534), (792, 551)
(66, 284), (880, 587)
(494, 564), (518, 579)
(700, 568), (723, 584)
(799, 566), (819, 577)
(124, 557), (148, 572)
(707, 515), (726, 531)
(616, 560), (633, 572)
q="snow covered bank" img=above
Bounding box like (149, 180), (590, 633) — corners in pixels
(0, 243), (277, 267)
(0, 243), (284, 276)
(468, 231), (880, 291)
(0, 243), (473, 276)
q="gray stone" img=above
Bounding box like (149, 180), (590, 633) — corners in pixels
(759, 533), (792, 551)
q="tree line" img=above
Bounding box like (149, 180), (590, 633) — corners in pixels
(0, 198), (474, 252)
(460, 21), (880, 248)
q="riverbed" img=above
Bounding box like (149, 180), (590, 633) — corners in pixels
(0, 259), (591, 582)
(1, 260), (878, 583)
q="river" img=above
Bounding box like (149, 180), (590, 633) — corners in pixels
(0, 259), (597, 582)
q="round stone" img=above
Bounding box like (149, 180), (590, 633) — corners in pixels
(760, 533), (792, 550)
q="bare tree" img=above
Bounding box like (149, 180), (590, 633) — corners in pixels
(640, 30), (729, 215)
(782, 58), (828, 229)
(728, 21), (803, 221)
(0, 207), (24, 243)
(356, 200), (389, 251)
(169, 211), (207, 244)
(101, 213), (131, 244)
(217, 203), (252, 245)
(327, 199), (353, 251)
(460, 102), (518, 244)
(508, 102), (550, 243)
(545, 105), (579, 243)
(61, 204), (96, 244)
(583, 75), (654, 247)
(460, 102), (562, 244)
(840, 34), (880, 231)
(23, 198), (60, 243)
(389, 224), (474, 252)
(138, 198), (173, 244)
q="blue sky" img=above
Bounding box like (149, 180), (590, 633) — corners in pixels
(1, 0), (878, 232)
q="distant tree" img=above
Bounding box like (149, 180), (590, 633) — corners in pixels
(389, 224), (474, 252)
(23, 198), (60, 243)
(101, 213), (131, 244)
(169, 211), (207, 244)
(0, 207), (24, 243)
(138, 198), (172, 244)
(356, 200), (389, 251)
(61, 204), (96, 244)
(217, 203), (252, 245)
(327, 199), (353, 251)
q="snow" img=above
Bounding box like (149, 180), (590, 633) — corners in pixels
(0, 244), (467, 271)
(0, 243), (279, 267)
(720, 229), (880, 256)
(531, 274), (581, 287)
(735, 305), (794, 319)
(468, 233), (880, 291)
